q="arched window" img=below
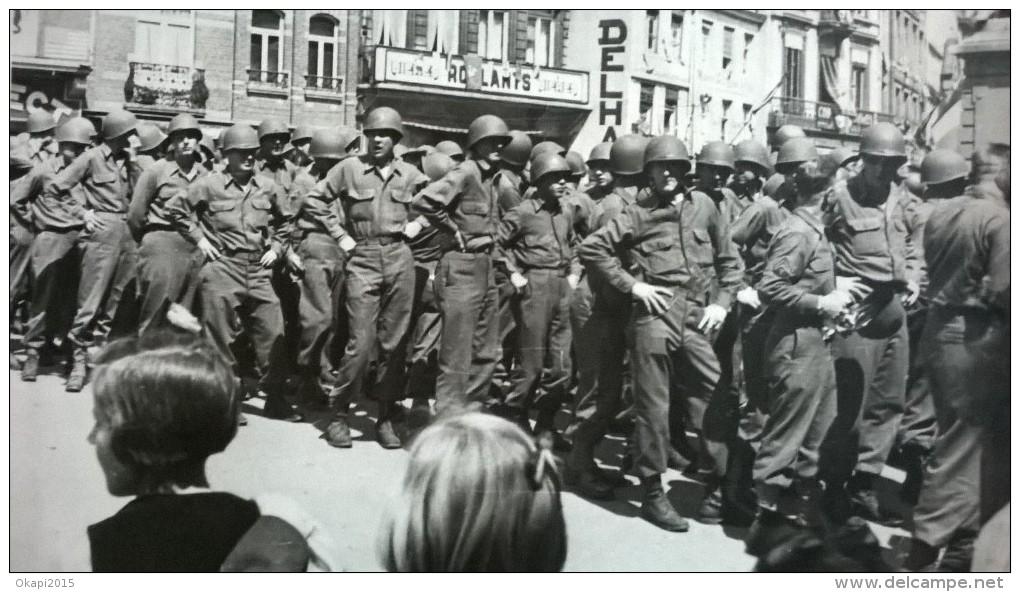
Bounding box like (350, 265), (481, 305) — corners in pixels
(250, 10), (285, 84)
(308, 14), (339, 89)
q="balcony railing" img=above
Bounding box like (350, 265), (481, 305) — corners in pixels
(246, 69), (290, 95)
(769, 96), (894, 135)
(304, 75), (344, 92)
(124, 62), (207, 112)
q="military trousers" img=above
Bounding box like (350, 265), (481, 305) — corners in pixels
(405, 259), (442, 399)
(898, 305), (937, 451)
(67, 214), (138, 350)
(9, 219), (34, 335)
(504, 269), (573, 414)
(24, 229), (81, 351)
(433, 250), (499, 416)
(753, 318), (837, 509)
(629, 293), (721, 478)
(331, 241), (414, 416)
(136, 230), (203, 338)
(295, 232), (345, 373)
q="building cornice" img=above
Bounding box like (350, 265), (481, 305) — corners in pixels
(713, 10), (768, 27)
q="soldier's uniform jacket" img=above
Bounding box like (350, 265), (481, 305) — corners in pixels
(494, 168), (526, 215)
(45, 144), (140, 215)
(10, 157), (84, 231)
(823, 175), (921, 287)
(580, 190), (743, 310)
(730, 194), (789, 289)
(413, 160), (501, 251)
(128, 159), (207, 238)
(758, 206), (836, 323)
(593, 183), (641, 228)
(304, 155), (429, 243)
(685, 187), (747, 298)
(923, 188), (1010, 315)
(255, 157), (299, 194)
(496, 195), (581, 277)
(165, 171), (292, 257)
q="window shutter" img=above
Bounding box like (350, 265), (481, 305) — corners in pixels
(405, 10), (428, 50)
(554, 10), (567, 68)
(459, 10), (478, 55)
(511, 11), (528, 63)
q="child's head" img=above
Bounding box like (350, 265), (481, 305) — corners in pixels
(381, 412), (567, 572)
(88, 332), (240, 496)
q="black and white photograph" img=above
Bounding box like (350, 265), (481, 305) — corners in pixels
(7, 7), (1011, 576)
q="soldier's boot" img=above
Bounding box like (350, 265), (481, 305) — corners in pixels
(297, 367), (330, 410)
(696, 479), (725, 525)
(65, 348), (88, 393)
(262, 379), (304, 423)
(640, 478), (689, 533)
(564, 437), (615, 501)
(324, 410), (353, 448)
(21, 349), (39, 382)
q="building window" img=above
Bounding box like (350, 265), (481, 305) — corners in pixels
(783, 47), (804, 99)
(669, 13), (683, 62)
(636, 83), (654, 135)
(742, 33), (754, 74)
(722, 26), (734, 69)
(370, 10), (407, 48)
(722, 99), (732, 140)
(408, 10), (429, 50)
(135, 10), (194, 67)
(477, 10), (508, 61)
(251, 10), (284, 82)
(526, 15), (554, 66)
(665, 87), (680, 133)
(646, 10), (659, 52)
(851, 63), (868, 110)
(701, 21), (712, 63)
(308, 14), (339, 89)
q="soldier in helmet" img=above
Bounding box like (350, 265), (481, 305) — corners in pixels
(770, 124), (806, 153)
(289, 125), (316, 171)
(127, 113), (208, 338)
(818, 122), (922, 523)
(134, 124), (169, 169)
(43, 109), (141, 392)
(412, 114), (511, 415)
(13, 117), (93, 381)
(747, 144), (851, 544)
(307, 106), (429, 449)
(580, 135), (742, 532)
(164, 123), (301, 423)
(435, 140), (465, 163)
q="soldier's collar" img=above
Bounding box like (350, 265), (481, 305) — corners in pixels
(224, 172), (261, 189)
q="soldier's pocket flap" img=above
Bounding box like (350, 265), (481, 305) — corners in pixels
(92, 171), (117, 184)
(347, 188), (374, 201)
(208, 200), (237, 212)
(251, 198), (272, 210)
(460, 201), (489, 215)
(636, 236), (675, 254)
(388, 188), (414, 204)
(692, 228), (712, 243)
(846, 217), (882, 232)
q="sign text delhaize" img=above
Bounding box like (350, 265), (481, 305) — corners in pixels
(598, 19), (627, 142)
(375, 47), (589, 105)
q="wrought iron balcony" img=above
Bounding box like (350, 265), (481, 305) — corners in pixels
(769, 96), (894, 135)
(124, 62), (207, 113)
(246, 69), (290, 96)
(304, 75), (344, 92)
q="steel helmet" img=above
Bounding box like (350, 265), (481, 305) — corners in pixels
(220, 124), (261, 152)
(292, 125), (315, 143)
(101, 109), (138, 140)
(610, 134), (649, 176)
(54, 117), (95, 146)
(775, 137), (818, 169)
(435, 140), (464, 159)
(199, 136), (217, 160)
(363, 107), (404, 139)
(415, 144), (436, 155)
(26, 111), (57, 134)
(531, 140), (567, 160)
(136, 124), (168, 153)
(565, 151), (587, 178)
(859, 122), (906, 159)
(257, 118), (290, 141)
(857, 291), (905, 339)
(167, 113), (202, 138)
(734, 139), (771, 174)
(829, 146), (858, 169)
(423, 152), (457, 182)
(903, 172), (924, 197)
(466, 114), (511, 149)
(697, 141), (736, 170)
(643, 135), (691, 172)
(762, 173), (787, 198)
(530, 152), (572, 184)
(920, 149), (970, 185)
(500, 130), (533, 167)
(587, 141), (612, 164)
(309, 129), (347, 161)
(771, 124), (806, 151)
(333, 126), (360, 152)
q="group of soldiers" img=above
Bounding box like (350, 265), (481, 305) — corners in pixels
(10, 105), (1009, 570)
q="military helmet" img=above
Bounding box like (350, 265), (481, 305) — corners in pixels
(101, 109), (139, 140)
(775, 137), (818, 168)
(257, 118), (290, 141)
(136, 124), (169, 153)
(920, 149), (970, 186)
(762, 172), (787, 198)
(643, 136), (692, 172)
(501, 131), (533, 167)
(309, 129), (347, 161)
(697, 141), (736, 170)
(423, 152), (457, 182)
(435, 140), (464, 159)
(466, 114), (511, 149)
(167, 113), (202, 138)
(530, 152), (572, 184)
(610, 134), (650, 176)
(54, 117), (95, 146)
(587, 141), (613, 164)
(292, 125), (316, 143)
(363, 107), (404, 139)
(565, 151), (587, 178)
(26, 111), (57, 134)
(903, 172), (925, 197)
(530, 141), (567, 162)
(859, 122), (906, 160)
(771, 124), (806, 151)
(333, 126), (360, 152)
(829, 146), (858, 169)
(220, 124), (261, 152)
(733, 139), (771, 174)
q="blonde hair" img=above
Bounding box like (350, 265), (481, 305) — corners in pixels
(380, 413), (567, 572)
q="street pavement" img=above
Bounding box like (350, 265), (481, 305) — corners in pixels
(9, 370), (908, 572)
